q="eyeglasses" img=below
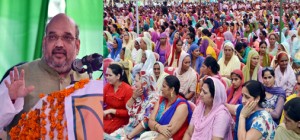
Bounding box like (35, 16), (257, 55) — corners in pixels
(46, 34), (76, 43)
(263, 67), (273, 71)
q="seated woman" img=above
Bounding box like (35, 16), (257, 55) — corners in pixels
(200, 37), (217, 59)
(259, 41), (273, 67)
(242, 50), (262, 82)
(275, 52), (296, 96)
(226, 80), (277, 140)
(152, 61), (169, 92)
(183, 77), (233, 140)
(200, 56), (227, 88)
(167, 39), (184, 68)
(218, 41), (241, 79)
(122, 31), (134, 50)
(107, 37), (123, 62)
(132, 50), (156, 82)
(155, 33), (171, 64)
(131, 38), (142, 64)
(270, 42), (291, 68)
(141, 75), (193, 140)
(275, 97), (300, 140)
(110, 71), (159, 139)
(119, 47), (133, 85)
(174, 52), (197, 101)
(227, 69), (244, 105)
(104, 63), (133, 134)
(188, 44), (204, 75)
(261, 67), (286, 124)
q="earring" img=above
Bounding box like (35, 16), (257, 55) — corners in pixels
(171, 91), (173, 98)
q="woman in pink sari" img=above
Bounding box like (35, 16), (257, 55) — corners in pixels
(183, 76), (233, 140)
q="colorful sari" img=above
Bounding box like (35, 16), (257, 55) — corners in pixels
(234, 105), (276, 140)
(156, 96), (193, 140)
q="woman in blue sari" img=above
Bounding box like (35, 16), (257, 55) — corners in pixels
(141, 75), (193, 140)
(108, 37), (122, 62)
(188, 44), (204, 74)
(226, 80), (277, 140)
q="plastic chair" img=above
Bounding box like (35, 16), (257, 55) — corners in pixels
(215, 37), (224, 50)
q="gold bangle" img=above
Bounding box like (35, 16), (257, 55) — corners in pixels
(154, 123), (159, 131)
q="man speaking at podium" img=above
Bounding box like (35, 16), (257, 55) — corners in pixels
(0, 13), (89, 137)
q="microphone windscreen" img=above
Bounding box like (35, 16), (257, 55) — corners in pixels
(72, 59), (83, 72)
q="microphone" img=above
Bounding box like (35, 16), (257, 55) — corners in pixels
(72, 53), (103, 74)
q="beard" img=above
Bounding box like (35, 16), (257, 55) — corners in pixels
(43, 48), (75, 74)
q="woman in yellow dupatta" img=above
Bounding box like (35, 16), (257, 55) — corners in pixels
(119, 47), (133, 85)
(200, 37), (217, 60)
(122, 31), (134, 50)
(242, 50), (262, 82)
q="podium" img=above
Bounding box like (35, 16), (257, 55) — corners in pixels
(9, 80), (104, 140)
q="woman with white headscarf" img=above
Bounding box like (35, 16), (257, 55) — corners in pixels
(132, 50), (156, 83)
(151, 61), (169, 92)
(174, 52), (197, 101)
(218, 41), (241, 79)
(131, 38), (142, 64)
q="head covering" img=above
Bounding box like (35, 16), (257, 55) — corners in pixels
(155, 33), (171, 61)
(275, 52), (296, 93)
(188, 44), (204, 74)
(141, 37), (152, 50)
(218, 41), (241, 76)
(242, 50), (261, 82)
(176, 52), (190, 74)
(223, 31), (234, 42)
(130, 31), (138, 39)
(110, 38), (123, 60)
(151, 31), (159, 44)
(151, 61), (169, 92)
(227, 69), (244, 104)
(143, 23), (149, 31)
(143, 32), (152, 40)
(191, 76), (232, 140)
(122, 31), (134, 50)
(167, 39), (182, 67)
(141, 50), (156, 72)
(104, 31), (114, 43)
(280, 42), (290, 55)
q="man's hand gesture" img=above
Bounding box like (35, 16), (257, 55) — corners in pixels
(4, 67), (34, 100)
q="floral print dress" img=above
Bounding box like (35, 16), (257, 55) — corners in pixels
(234, 104), (277, 140)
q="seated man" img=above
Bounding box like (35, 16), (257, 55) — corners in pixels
(0, 13), (88, 137)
